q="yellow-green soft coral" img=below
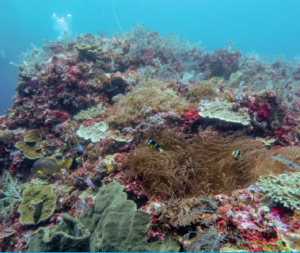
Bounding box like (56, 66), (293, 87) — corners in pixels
(257, 172), (300, 210)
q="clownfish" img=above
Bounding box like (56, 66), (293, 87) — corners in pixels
(146, 140), (163, 152)
(232, 150), (242, 160)
(128, 95), (135, 100)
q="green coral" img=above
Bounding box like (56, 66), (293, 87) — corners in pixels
(257, 172), (300, 210)
(18, 185), (56, 225)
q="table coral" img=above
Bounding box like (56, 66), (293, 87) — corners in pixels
(199, 100), (251, 126)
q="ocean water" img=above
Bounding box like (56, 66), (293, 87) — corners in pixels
(0, 0), (300, 114)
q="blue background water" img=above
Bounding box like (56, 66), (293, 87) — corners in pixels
(0, 0), (300, 114)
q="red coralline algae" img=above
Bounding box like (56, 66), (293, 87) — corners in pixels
(181, 108), (200, 126)
(52, 111), (69, 123)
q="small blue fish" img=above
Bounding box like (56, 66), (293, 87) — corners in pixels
(232, 150), (242, 160)
(77, 144), (84, 156)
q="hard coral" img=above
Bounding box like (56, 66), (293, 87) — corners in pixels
(257, 172), (300, 210)
(199, 100), (251, 126)
(18, 185), (56, 225)
(14, 129), (44, 159)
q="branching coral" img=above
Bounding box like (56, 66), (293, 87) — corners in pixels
(128, 129), (263, 198)
(108, 79), (192, 125)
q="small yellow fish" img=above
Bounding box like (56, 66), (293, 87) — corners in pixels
(145, 76), (149, 82)
(232, 150), (242, 160)
(128, 95), (135, 100)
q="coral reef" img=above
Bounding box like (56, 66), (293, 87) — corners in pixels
(79, 182), (179, 252)
(0, 130), (14, 144)
(73, 105), (104, 121)
(0, 171), (23, 217)
(2, 24), (300, 252)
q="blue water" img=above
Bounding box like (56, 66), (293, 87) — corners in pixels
(1, 0), (300, 114)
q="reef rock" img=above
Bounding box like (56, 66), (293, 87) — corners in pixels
(27, 213), (91, 252)
(199, 100), (251, 126)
